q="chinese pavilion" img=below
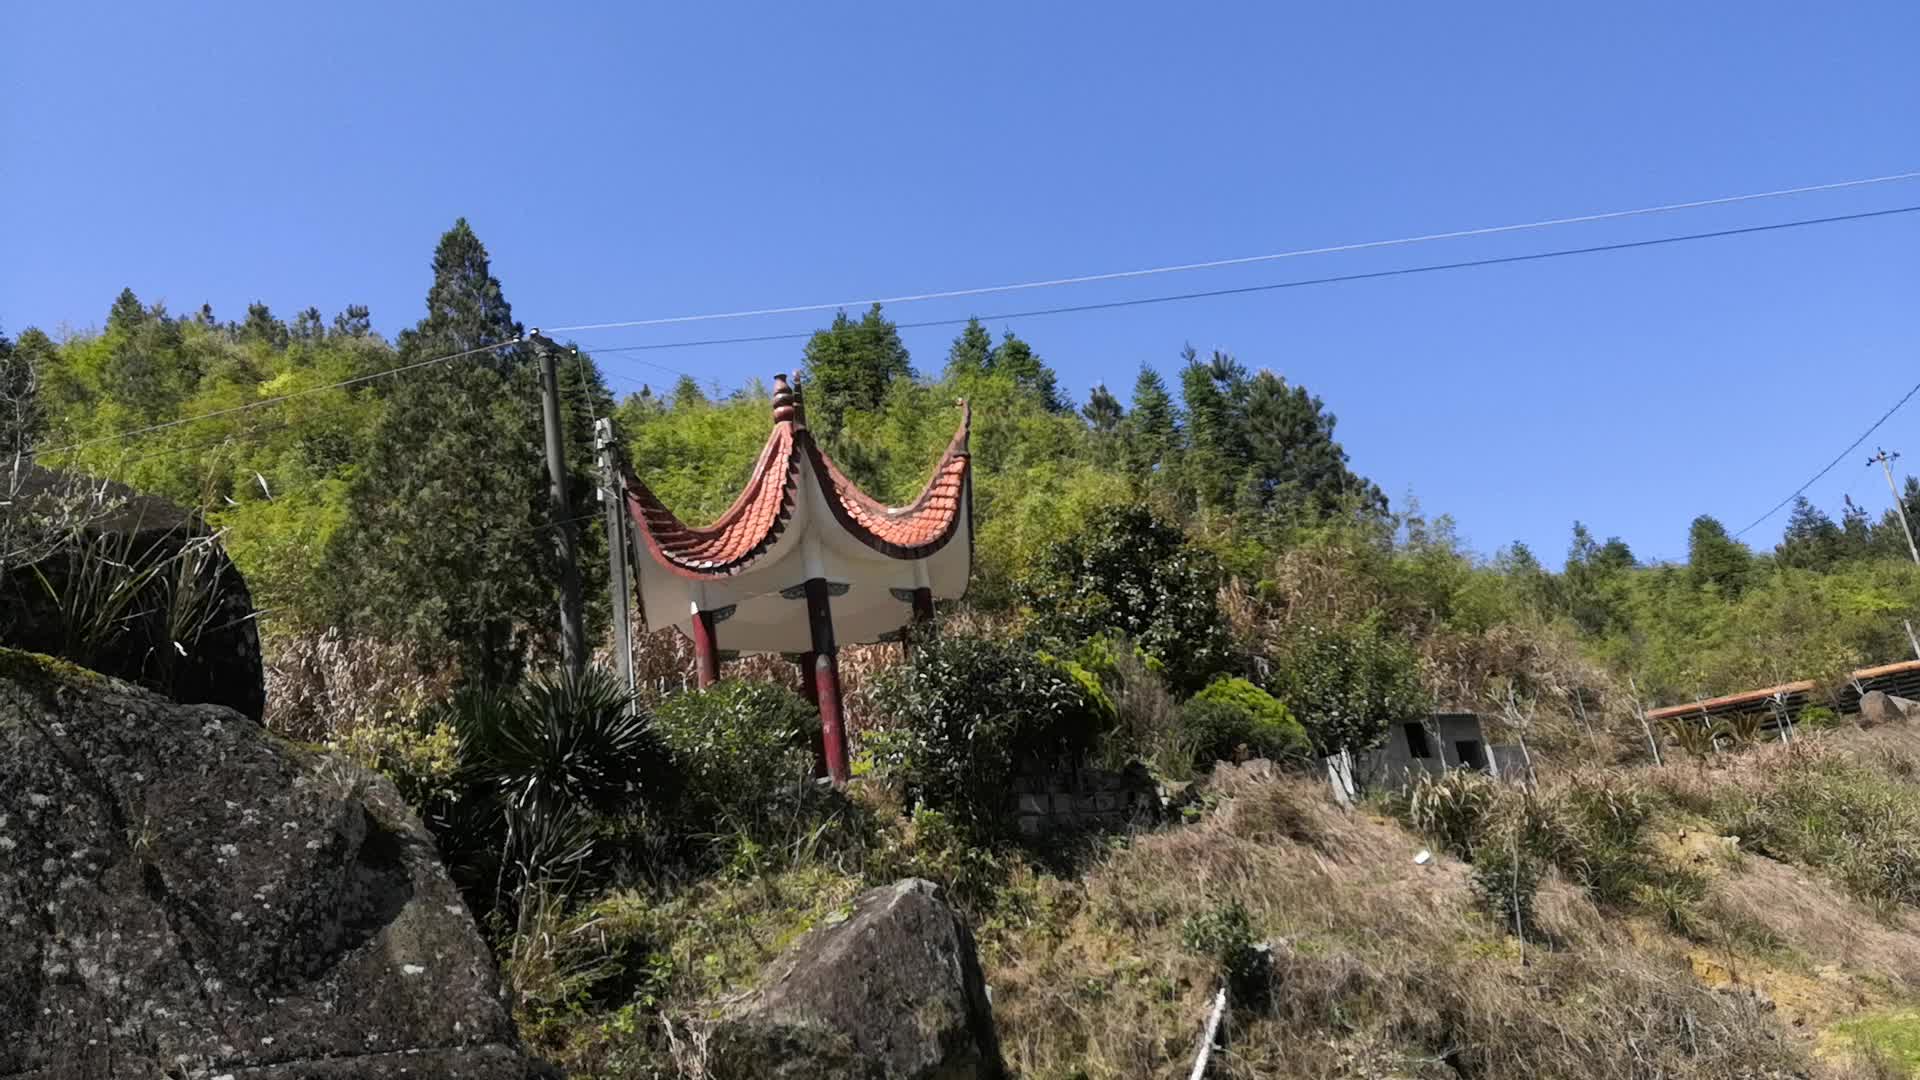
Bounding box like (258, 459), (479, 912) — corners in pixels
(621, 373), (972, 784)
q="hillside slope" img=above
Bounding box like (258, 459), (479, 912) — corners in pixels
(977, 725), (1920, 1079)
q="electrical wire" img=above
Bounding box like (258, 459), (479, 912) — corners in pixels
(585, 203), (1920, 357)
(39, 202), (1920, 461)
(543, 169), (1920, 334)
(1732, 377), (1920, 539)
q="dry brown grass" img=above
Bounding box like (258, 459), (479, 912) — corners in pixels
(263, 625), (453, 740)
(983, 773), (1879, 1080)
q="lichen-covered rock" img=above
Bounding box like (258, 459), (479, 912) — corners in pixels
(0, 648), (547, 1079)
(0, 466), (265, 722)
(703, 878), (1004, 1080)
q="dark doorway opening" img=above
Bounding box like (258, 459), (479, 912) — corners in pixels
(1403, 722), (1432, 759)
(1454, 739), (1488, 771)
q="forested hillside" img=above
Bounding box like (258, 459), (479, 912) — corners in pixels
(18, 219), (1920, 1076)
(13, 219), (1920, 736)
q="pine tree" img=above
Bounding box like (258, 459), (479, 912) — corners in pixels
(1178, 348), (1255, 509)
(943, 318), (993, 379)
(1122, 364), (1180, 476)
(335, 219), (564, 687)
(331, 304), (373, 338)
(1243, 369), (1383, 517)
(1775, 497), (1846, 571)
(989, 331), (1066, 412)
(1082, 383), (1123, 433)
(107, 288), (146, 334)
(1688, 514), (1752, 592)
(801, 303), (912, 436)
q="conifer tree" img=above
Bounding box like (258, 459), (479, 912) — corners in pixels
(1776, 497), (1844, 571)
(943, 318), (993, 379)
(1688, 514), (1752, 592)
(801, 303), (911, 436)
(1123, 364), (1180, 476)
(1082, 383), (1123, 433)
(989, 330), (1066, 412)
(335, 219), (560, 687)
(1244, 369), (1382, 517)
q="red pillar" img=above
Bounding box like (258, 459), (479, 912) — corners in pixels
(804, 579), (850, 786)
(797, 650), (827, 776)
(691, 609), (720, 688)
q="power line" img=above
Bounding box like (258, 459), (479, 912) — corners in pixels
(37, 202), (1920, 460)
(1733, 378), (1920, 539)
(544, 169), (1920, 335)
(584, 203), (1920, 357)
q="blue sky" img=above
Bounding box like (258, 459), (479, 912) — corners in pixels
(5, 3), (1917, 564)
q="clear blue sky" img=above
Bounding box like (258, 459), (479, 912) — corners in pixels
(5, 3), (1917, 564)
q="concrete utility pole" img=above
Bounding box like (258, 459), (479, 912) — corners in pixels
(1869, 447), (1920, 565)
(529, 330), (586, 682)
(595, 417), (635, 697)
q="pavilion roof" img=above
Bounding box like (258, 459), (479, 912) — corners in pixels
(623, 375), (971, 581)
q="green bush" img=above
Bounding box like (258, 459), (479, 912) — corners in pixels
(866, 633), (1108, 838)
(1184, 677), (1310, 765)
(653, 678), (817, 828)
(1267, 613), (1429, 755)
(1021, 504), (1234, 693)
(1179, 901), (1266, 997)
(331, 714), (462, 812)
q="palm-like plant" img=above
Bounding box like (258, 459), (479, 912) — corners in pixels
(1663, 715), (1723, 763)
(430, 667), (671, 917)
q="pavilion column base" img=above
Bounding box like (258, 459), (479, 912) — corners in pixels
(804, 579), (851, 787)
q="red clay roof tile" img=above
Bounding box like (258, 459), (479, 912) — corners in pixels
(624, 402), (971, 580)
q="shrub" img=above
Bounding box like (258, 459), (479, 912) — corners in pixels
(427, 666), (673, 917)
(1184, 677), (1310, 765)
(1179, 901), (1266, 997)
(1021, 504), (1234, 693)
(652, 678), (817, 828)
(866, 633), (1108, 838)
(1072, 632), (1191, 776)
(1267, 613), (1428, 755)
(1398, 767), (1501, 859)
(1471, 821), (1544, 938)
(331, 714), (462, 812)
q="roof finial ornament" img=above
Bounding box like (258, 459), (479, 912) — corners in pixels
(772, 372), (802, 426)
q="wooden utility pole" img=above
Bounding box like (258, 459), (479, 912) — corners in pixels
(595, 417), (635, 696)
(530, 330), (586, 682)
(1869, 448), (1920, 565)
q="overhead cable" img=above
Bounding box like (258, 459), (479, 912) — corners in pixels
(544, 169), (1920, 334)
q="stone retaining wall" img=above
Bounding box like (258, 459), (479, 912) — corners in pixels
(1010, 757), (1160, 838)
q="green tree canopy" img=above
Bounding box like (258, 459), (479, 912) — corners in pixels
(801, 303), (912, 437)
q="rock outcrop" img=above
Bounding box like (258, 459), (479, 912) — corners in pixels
(704, 878), (1004, 1080)
(0, 466), (264, 722)
(1857, 690), (1920, 727)
(0, 648), (546, 1079)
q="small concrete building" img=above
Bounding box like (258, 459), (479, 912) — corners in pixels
(1345, 711), (1518, 791)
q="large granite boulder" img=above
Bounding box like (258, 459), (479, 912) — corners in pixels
(1858, 690), (1920, 727)
(0, 648), (547, 1079)
(705, 878), (1004, 1080)
(0, 465), (264, 722)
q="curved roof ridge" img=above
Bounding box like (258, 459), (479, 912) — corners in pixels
(805, 400), (971, 559)
(623, 423), (799, 577)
